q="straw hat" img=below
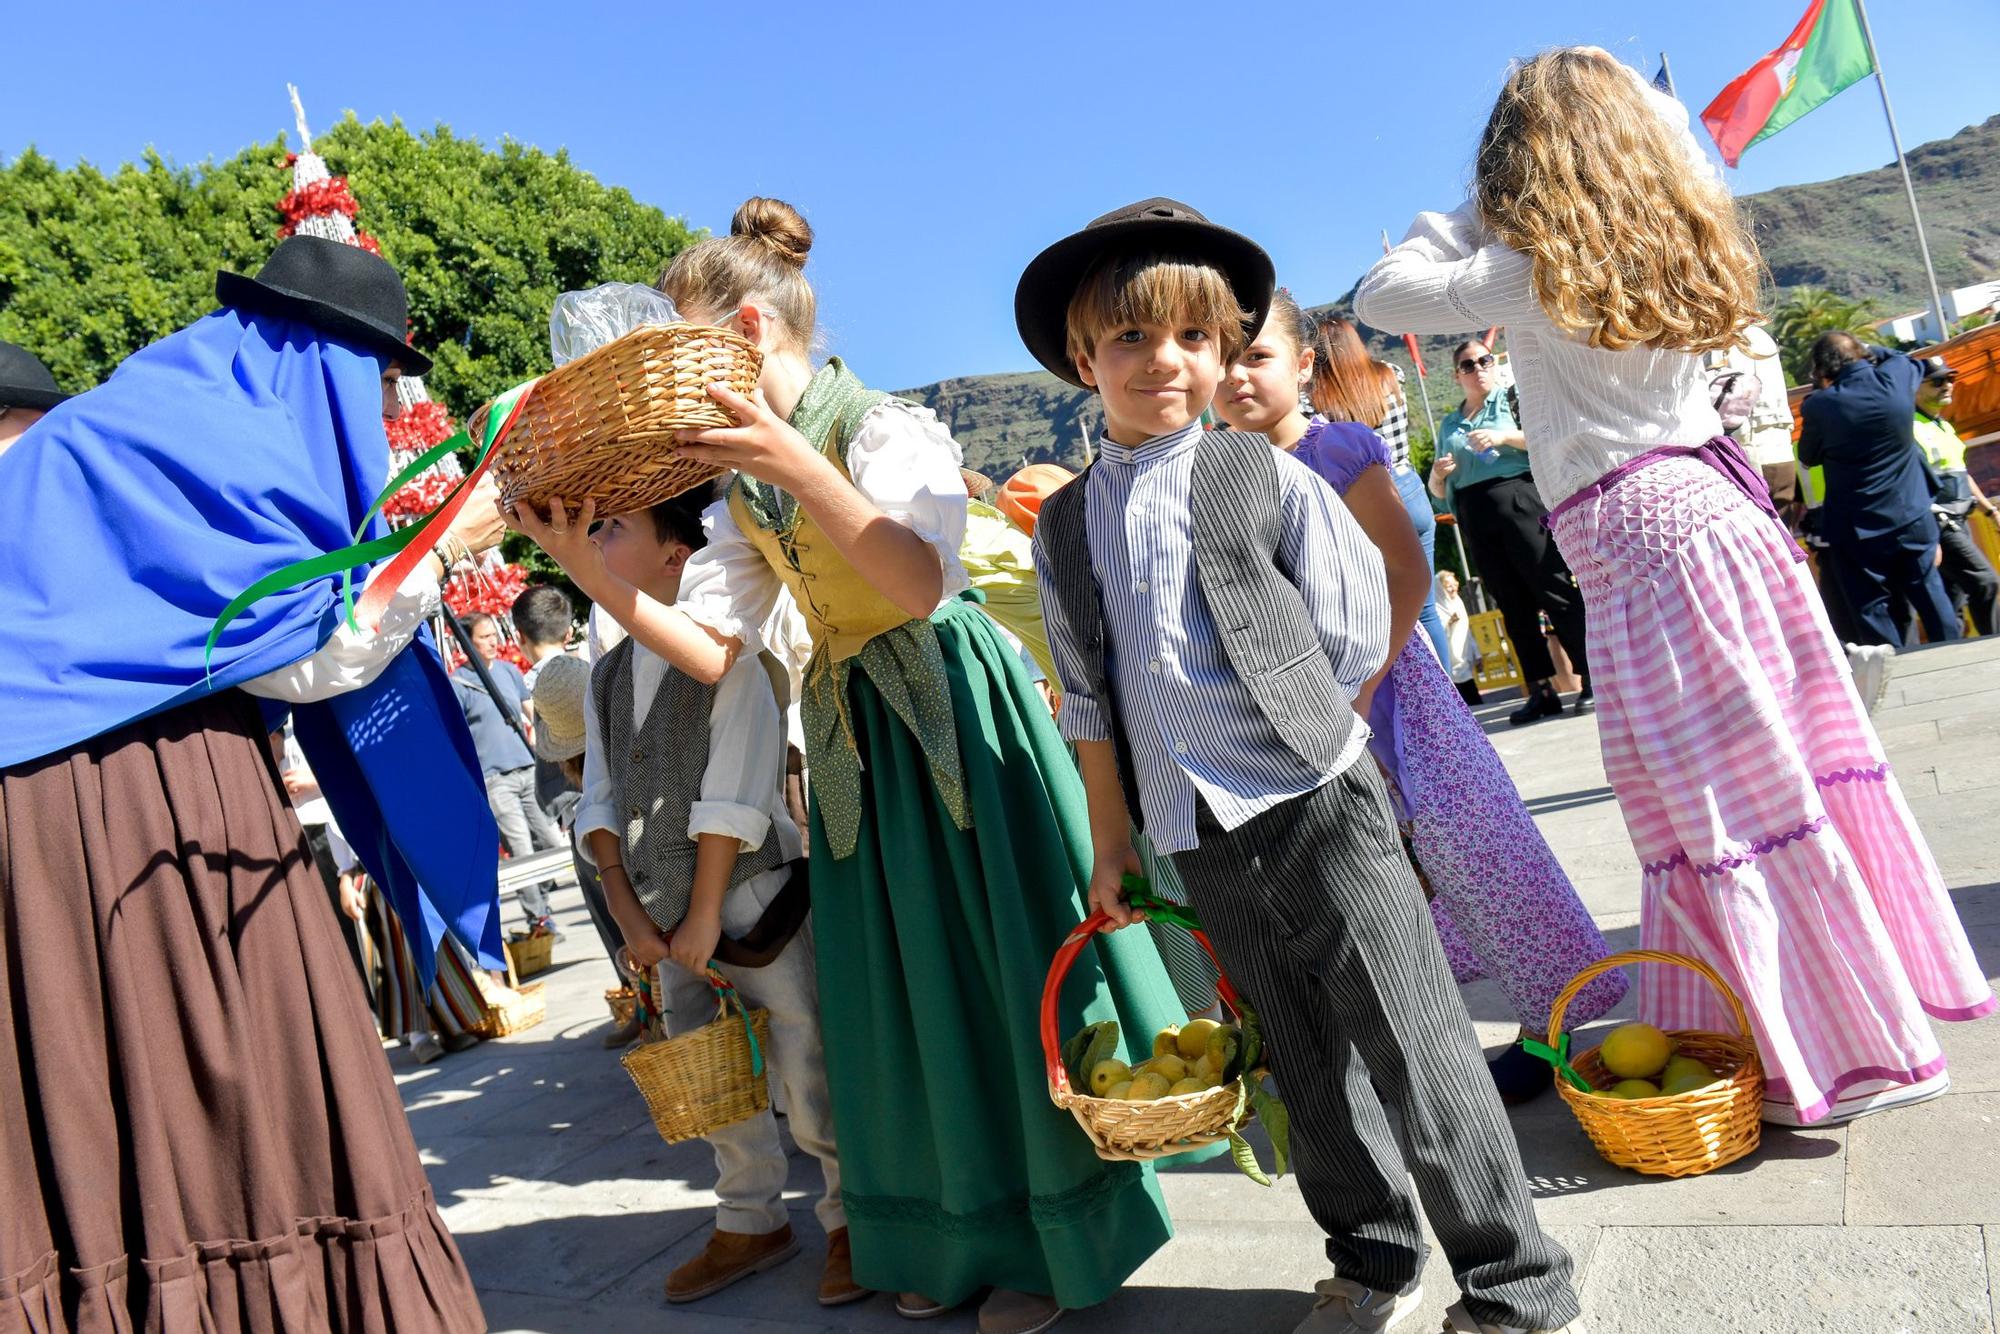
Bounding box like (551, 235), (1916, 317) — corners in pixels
(995, 463), (1077, 537)
(529, 652), (589, 762)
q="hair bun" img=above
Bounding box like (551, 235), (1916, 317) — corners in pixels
(730, 197), (813, 270)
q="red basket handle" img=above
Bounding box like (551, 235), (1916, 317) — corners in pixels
(1039, 910), (1242, 1096)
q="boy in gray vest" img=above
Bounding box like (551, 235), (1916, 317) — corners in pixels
(1018, 200), (1584, 1334)
(573, 484), (858, 1310)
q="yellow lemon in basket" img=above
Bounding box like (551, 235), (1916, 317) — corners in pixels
(1089, 1059), (1132, 1097)
(1125, 1072), (1172, 1100)
(1660, 1056), (1720, 1095)
(1598, 1023), (1674, 1080)
(1152, 1026), (1182, 1058)
(1106, 1080), (1133, 1100)
(1138, 1054), (1189, 1084)
(1177, 1018), (1222, 1061)
(1167, 1077), (1209, 1097)
(1605, 1078), (1662, 1100)
(1189, 1054), (1217, 1083)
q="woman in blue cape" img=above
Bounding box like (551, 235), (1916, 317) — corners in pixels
(0, 236), (497, 1333)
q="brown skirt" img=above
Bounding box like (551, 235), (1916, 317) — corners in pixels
(0, 691), (484, 1333)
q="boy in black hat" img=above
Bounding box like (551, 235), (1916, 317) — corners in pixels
(1021, 200), (1583, 1334)
(0, 340), (71, 455)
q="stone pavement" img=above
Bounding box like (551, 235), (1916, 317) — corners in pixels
(401, 636), (2000, 1334)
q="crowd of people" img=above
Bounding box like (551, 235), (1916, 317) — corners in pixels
(1, 42), (1995, 1334)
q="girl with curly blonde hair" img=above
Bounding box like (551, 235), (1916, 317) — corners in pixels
(1359, 47), (1991, 1141)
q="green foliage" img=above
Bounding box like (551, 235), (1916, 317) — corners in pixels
(1770, 285), (1885, 383)
(1951, 310), (1995, 337)
(0, 117), (702, 420)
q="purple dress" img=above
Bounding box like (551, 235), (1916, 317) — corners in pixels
(1293, 419), (1626, 1033)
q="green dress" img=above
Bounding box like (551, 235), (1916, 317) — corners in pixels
(709, 362), (1185, 1308)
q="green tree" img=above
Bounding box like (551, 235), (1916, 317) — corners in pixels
(0, 117), (702, 417)
(1770, 285), (1884, 382)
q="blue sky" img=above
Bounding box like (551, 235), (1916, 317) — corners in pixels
(5, 1), (1996, 390)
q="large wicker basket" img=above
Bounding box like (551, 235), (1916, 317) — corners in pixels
(1550, 949), (1764, 1178)
(477, 322), (763, 518)
(1041, 909), (1254, 1162)
(622, 966), (772, 1145)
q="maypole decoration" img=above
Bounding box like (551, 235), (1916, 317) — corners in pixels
(281, 86), (529, 670)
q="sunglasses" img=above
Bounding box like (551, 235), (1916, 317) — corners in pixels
(1456, 354), (1496, 375)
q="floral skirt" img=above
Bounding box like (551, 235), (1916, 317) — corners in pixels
(1552, 456), (1993, 1122)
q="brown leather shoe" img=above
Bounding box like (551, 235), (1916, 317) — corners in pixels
(663, 1224), (798, 1303)
(816, 1226), (870, 1306)
(600, 1013), (644, 1049)
(978, 1288), (1064, 1334)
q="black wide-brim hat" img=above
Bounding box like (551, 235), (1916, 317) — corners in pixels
(0, 340), (71, 411)
(1014, 197), (1275, 389)
(216, 234), (432, 376)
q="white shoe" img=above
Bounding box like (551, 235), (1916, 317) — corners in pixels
(1762, 1070), (1949, 1126)
(407, 1031), (446, 1065)
(1441, 1301), (1588, 1333)
(1294, 1278), (1420, 1332)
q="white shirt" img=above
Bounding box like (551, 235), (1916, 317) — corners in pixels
(575, 640), (803, 885)
(1355, 64), (1725, 509)
(1713, 324), (1796, 468)
(1437, 591), (1478, 684)
(757, 587), (815, 752)
(240, 563), (442, 703)
(674, 398), (972, 646)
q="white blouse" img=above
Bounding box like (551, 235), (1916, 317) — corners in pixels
(1354, 65), (1725, 508)
(676, 397), (972, 646)
(241, 563), (442, 703)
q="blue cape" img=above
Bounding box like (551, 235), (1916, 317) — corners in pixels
(0, 308), (503, 980)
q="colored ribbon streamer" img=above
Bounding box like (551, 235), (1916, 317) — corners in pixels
(203, 380), (537, 674)
(1522, 1032), (1592, 1092)
(711, 973), (765, 1078)
(1122, 876), (1201, 933)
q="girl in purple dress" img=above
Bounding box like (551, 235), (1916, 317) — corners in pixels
(1212, 290), (1626, 1101)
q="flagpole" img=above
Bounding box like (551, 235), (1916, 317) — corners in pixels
(1852, 0), (1949, 343)
(1658, 51), (1677, 100)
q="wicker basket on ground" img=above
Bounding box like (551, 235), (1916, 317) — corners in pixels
(622, 965), (772, 1145)
(1041, 908), (1256, 1162)
(504, 930), (555, 979)
(476, 322), (763, 519)
(1549, 949), (1764, 1178)
(471, 950), (547, 1039)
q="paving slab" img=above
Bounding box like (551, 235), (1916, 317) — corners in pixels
(1846, 1091), (2000, 1225)
(1580, 1224), (1994, 1332)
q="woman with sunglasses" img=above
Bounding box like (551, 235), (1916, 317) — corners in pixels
(1428, 339), (1590, 725)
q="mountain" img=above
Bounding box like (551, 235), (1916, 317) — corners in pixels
(898, 114), (2000, 478)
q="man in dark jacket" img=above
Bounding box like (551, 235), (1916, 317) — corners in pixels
(1798, 333), (1959, 648)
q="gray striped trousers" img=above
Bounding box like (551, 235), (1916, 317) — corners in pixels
(1170, 762), (1579, 1330)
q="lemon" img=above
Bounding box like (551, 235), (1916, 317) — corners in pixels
(1177, 1018), (1222, 1061)
(1125, 1072), (1172, 1100)
(1605, 1078), (1662, 1100)
(1207, 1025), (1240, 1072)
(1089, 1059), (1131, 1097)
(1106, 1080), (1133, 1100)
(1138, 1054), (1189, 1083)
(1152, 1027), (1181, 1058)
(1189, 1054), (1216, 1083)
(1598, 1023), (1674, 1080)
(1167, 1077), (1209, 1097)
(1660, 1055), (1719, 1095)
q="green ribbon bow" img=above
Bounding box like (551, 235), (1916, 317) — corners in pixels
(1521, 1032), (1592, 1093)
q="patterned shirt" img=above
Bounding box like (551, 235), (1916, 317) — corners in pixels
(1040, 420), (1389, 853)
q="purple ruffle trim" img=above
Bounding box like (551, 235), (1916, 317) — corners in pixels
(1814, 762), (1891, 787)
(1643, 815), (1831, 878)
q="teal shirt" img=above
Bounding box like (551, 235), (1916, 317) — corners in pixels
(1437, 391), (1532, 515)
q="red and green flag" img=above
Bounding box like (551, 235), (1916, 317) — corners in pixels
(1701, 0), (1875, 167)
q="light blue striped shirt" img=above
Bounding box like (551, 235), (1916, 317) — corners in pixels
(1042, 421), (1389, 853)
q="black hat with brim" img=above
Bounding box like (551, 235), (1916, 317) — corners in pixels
(0, 340), (71, 411)
(1918, 356), (1958, 383)
(1015, 197), (1275, 389)
(216, 233), (432, 376)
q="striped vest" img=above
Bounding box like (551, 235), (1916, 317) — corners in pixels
(591, 640), (787, 932)
(1034, 429), (1356, 827)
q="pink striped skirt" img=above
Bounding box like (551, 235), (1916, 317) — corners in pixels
(1550, 455), (1993, 1123)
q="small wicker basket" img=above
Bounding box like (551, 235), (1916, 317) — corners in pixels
(622, 966), (772, 1145)
(504, 930), (555, 979)
(1549, 949), (1764, 1178)
(477, 322), (764, 519)
(1041, 910), (1254, 1162)
(605, 985), (638, 1028)
(472, 951), (547, 1039)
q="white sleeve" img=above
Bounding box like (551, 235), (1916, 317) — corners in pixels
(688, 654), (784, 853)
(1354, 202), (1545, 336)
(673, 490), (781, 652)
(844, 401), (971, 603)
(241, 563), (442, 703)
(575, 666), (618, 867)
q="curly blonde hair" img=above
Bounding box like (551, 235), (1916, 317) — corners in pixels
(1475, 48), (1763, 354)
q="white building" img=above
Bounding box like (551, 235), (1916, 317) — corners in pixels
(1876, 279), (2000, 345)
